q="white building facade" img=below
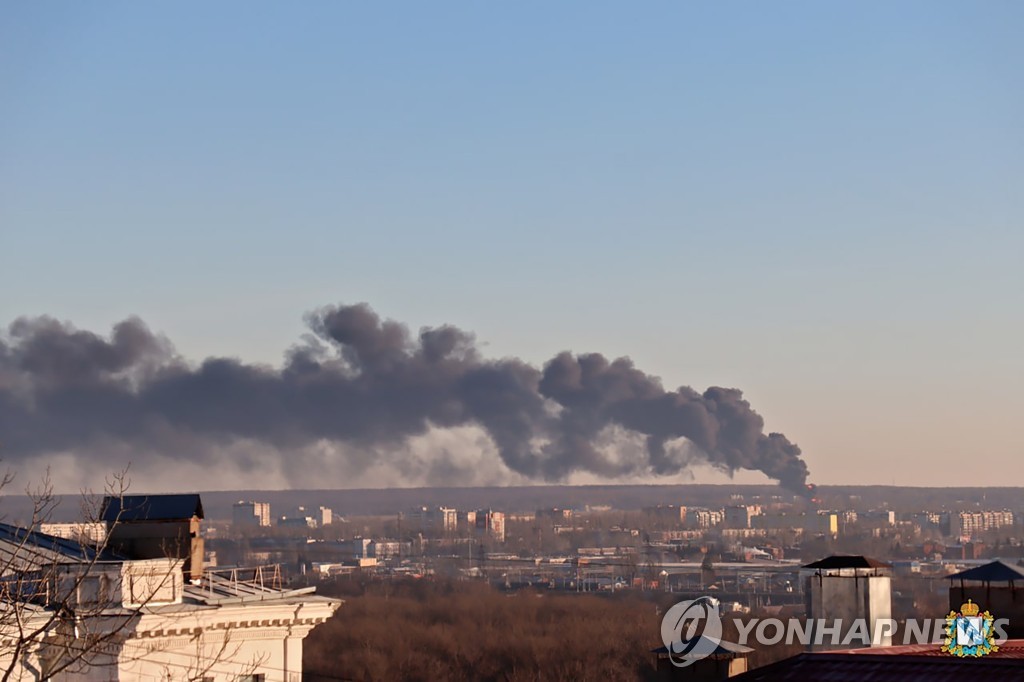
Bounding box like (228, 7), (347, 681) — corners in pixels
(0, 494), (340, 681)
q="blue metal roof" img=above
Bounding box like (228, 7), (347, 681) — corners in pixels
(100, 494), (204, 522)
(0, 522), (124, 561)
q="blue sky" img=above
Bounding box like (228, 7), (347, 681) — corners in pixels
(2, 2), (1022, 486)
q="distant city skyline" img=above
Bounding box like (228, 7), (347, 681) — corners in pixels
(2, 3), (1022, 490)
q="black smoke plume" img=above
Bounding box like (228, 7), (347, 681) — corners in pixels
(0, 304), (810, 491)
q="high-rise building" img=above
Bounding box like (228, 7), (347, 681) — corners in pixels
(233, 500), (271, 528)
(686, 508), (724, 529)
(816, 511), (839, 536)
(642, 505), (687, 524)
(457, 510), (477, 531)
(858, 509), (896, 529)
(406, 506), (457, 533)
(950, 510), (1015, 540)
(474, 510), (505, 542)
(535, 507), (574, 522)
(280, 506), (318, 528)
(724, 505), (762, 529)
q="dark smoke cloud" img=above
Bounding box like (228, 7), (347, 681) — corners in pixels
(0, 304), (810, 491)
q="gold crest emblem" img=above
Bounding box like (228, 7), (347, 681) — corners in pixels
(941, 599), (998, 657)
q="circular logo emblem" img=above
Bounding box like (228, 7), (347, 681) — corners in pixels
(660, 596), (723, 667)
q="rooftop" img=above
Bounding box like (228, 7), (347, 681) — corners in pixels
(803, 555), (892, 570)
(101, 494), (205, 523)
(733, 640), (1024, 681)
(947, 560), (1024, 583)
(0, 521), (123, 564)
(652, 637), (753, 659)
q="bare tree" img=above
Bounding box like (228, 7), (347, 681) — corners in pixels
(0, 468), (265, 681)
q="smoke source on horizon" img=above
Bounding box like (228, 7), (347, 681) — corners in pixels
(0, 304), (810, 491)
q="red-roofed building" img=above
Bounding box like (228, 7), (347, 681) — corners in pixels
(731, 639), (1024, 681)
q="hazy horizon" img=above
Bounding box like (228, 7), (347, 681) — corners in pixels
(2, 3), (1022, 491)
